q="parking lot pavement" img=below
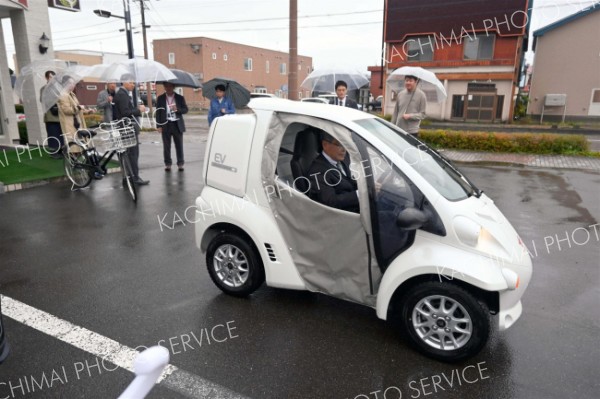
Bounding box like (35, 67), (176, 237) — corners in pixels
(1, 159), (599, 398)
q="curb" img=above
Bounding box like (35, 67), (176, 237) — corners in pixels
(440, 150), (600, 171)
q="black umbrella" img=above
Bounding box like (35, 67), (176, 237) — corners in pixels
(163, 69), (202, 88)
(202, 77), (251, 108)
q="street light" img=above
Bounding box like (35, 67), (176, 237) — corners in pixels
(93, 1), (136, 105)
(93, 2), (134, 60)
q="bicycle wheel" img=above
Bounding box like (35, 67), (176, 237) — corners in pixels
(63, 142), (92, 188)
(119, 152), (137, 202)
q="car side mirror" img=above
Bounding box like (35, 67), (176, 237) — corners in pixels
(396, 207), (429, 230)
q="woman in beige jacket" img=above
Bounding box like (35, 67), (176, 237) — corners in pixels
(57, 75), (92, 144)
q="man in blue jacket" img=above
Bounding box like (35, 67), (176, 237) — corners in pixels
(208, 84), (235, 125)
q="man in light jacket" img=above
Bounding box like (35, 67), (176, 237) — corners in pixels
(97, 81), (117, 123)
(392, 75), (427, 136)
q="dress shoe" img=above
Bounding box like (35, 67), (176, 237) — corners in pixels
(93, 171), (104, 180)
(133, 177), (149, 185)
(165, 165), (171, 172)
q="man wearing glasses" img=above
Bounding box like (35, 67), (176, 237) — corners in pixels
(307, 133), (359, 213)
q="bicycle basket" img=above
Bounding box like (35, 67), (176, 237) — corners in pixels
(95, 120), (137, 151)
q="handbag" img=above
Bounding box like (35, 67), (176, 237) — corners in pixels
(50, 104), (59, 116)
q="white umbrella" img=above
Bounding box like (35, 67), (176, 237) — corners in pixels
(14, 59), (68, 102)
(99, 59), (176, 83)
(40, 71), (85, 112)
(301, 68), (369, 94)
(387, 66), (447, 103)
(39, 64), (111, 112)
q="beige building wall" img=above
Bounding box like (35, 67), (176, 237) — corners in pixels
(528, 10), (600, 118)
(153, 37), (313, 108)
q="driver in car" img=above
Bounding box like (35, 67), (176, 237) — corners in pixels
(308, 133), (360, 213)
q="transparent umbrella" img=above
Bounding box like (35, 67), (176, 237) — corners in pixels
(40, 71), (87, 112)
(99, 59), (176, 83)
(14, 59), (68, 102)
(301, 68), (369, 94)
(386, 66), (447, 103)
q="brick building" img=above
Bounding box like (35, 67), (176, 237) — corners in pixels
(374, 0), (531, 122)
(153, 37), (313, 109)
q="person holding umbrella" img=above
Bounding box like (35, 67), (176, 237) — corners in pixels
(208, 84), (235, 125)
(330, 80), (358, 109)
(391, 75), (427, 137)
(113, 73), (149, 185)
(40, 70), (63, 159)
(155, 82), (189, 171)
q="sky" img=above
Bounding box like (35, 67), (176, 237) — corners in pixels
(2, 0), (599, 72)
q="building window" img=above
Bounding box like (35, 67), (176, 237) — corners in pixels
(266, 60), (270, 73)
(298, 64), (302, 71)
(86, 85), (97, 90)
(255, 87), (267, 94)
(66, 61), (79, 67)
(244, 58), (253, 71)
(405, 36), (434, 61)
(592, 89), (600, 103)
(168, 53), (175, 65)
(298, 91), (303, 99)
(464, 35), (494, 60)
(224, 54), (228, 61)
(280, 63), (287, 75)
(212, 52), (217, 60)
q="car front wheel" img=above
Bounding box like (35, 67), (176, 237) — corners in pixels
(206, 233), (265, 297)
(400, 281), (490, 362)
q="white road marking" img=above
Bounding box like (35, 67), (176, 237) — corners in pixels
(1, 295), (249, 399)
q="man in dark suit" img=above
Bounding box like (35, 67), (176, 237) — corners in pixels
(155, 82), (189, 171)
(329, 80), (358, 109)
(113, 73), (149, 185)
(307, 133), (359, 213)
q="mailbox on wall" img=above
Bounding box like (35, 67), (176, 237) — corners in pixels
(541, 94), (567, 123)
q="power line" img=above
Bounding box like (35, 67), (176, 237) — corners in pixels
(164, 9), (382, 26)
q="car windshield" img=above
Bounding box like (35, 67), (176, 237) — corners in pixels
(354, 118), (481, 201)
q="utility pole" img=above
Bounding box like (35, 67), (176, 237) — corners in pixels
(139, 0), (153, 118)
(123, 0), (138, 108)
(288, 0), (298, 100)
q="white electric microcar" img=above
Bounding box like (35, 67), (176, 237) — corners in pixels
(195, 99), (532, 362)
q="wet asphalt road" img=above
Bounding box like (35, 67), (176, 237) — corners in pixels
(1, 116), (599, 399)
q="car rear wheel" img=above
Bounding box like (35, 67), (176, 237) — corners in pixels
(206, 233), (265, 297)
(400, 281), (490, 362)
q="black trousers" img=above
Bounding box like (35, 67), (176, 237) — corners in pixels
(45, 122), (63, 151)
(162, 122), (184, 166)
(127, 133), (140, 178)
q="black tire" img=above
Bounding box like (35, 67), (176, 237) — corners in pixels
(119, 153), (137, 202)
(399, 281), (490, 362)
(63, 142), (92, 188)
(206, 233), (265, 297)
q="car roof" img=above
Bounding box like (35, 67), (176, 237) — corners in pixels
(248, 98), (376, 123)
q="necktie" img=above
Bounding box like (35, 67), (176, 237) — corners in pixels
(336, 162), (347, 177)
(339, 99), (343, 106)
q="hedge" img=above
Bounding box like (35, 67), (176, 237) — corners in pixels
(419, 129), (591, 155)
